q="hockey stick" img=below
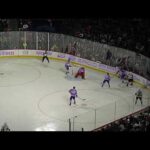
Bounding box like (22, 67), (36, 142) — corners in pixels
(78, 96), (86, 100)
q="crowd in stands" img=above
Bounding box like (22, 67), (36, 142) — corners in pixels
(0, 18), (150, 80)
(0, 18), (150, 58)
(18, 19), (55, 32)
(0, 19), (8, 31)
(49, 18), (150, 58)
(18, 18), (149, 79)
(94, 106), (150, 132)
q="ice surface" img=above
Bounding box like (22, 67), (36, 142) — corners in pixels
(0, 58), (149, 131)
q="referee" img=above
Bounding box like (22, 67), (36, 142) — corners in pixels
(42, 50), (49, 63)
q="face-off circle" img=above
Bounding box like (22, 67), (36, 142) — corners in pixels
(0, 62), (41, 87)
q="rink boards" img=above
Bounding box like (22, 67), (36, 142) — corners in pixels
(0, 49), (150, 90)
(0, 49), (150, 131)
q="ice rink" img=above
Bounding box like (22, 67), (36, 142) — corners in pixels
(0, 57), (150, 131)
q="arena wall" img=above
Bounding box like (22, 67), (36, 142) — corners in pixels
(0, 49), (150, 90)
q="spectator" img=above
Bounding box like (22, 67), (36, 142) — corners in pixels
(65, 45), (69, 53)
(105, 50), (112, 65)
(97, 106), (150, 132)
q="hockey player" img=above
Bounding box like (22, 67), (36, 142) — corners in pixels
(101, 73), (111, 88)
(65, 60), (72, 74)
(69, 86), (78, 105)
(75, 67), (85, 79)
(67, 57), (71, 63)
(126, 72), (133, 86)
(116, 66), (125, 77)
(120, 69), (127, 83)
(116, 66), (121, 77)
(65, 61), (72, 74)
(42, 50), (49, 63)
(135, 89), (143, 105)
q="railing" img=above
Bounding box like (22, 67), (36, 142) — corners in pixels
(70, 96), (150, 131)
(0, 31), (150, 79)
